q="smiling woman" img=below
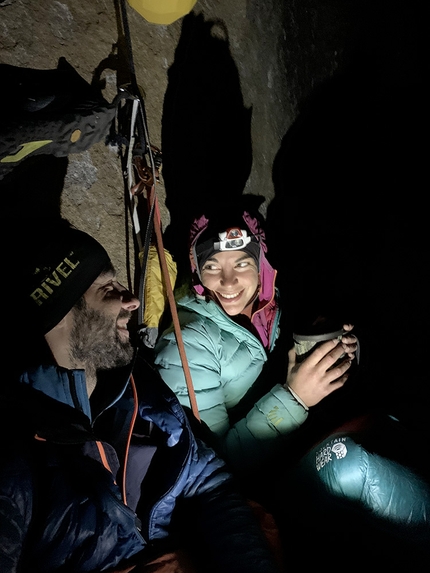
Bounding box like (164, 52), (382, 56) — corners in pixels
(154, 202), (358, 497)
(153, 206), (285, 472)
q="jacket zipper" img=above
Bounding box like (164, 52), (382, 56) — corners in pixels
(67, 370), (84, 414)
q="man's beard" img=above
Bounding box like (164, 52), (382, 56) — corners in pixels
(70, 299), (135, 373)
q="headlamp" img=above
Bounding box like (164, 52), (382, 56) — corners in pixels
(214, 228), (251, 251)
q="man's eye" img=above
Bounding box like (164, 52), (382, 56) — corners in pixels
(102, 282), (116, 294)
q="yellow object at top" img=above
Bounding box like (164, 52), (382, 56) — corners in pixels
(127, 0), (197, 25)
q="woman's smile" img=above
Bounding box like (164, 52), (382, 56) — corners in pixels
(217, 290), (243, 300)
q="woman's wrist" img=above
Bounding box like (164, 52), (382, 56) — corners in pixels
(285, 385), (309, 411)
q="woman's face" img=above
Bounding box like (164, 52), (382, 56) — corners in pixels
(200, 250), (259, 316)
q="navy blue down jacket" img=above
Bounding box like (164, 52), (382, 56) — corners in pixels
(0, 354), (278, 573)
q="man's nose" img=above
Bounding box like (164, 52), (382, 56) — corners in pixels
(122, 291), (140, 310)
(117, 283), (140, 310)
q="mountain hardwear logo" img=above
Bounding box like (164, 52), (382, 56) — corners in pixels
(315, 438), (348, 471)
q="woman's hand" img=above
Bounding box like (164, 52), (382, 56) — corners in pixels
(285, 338), (352, 408)
(342, 323), (359, 360)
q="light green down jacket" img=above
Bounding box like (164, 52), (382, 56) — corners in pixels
(154, 291), (308, 475)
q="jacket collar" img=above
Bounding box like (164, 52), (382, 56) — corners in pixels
(20, 364), (92, 420)
(15, 356), (186, 448)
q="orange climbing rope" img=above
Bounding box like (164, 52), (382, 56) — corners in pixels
(117, 0), (200, 421)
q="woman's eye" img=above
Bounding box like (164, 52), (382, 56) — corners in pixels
(203, 264), (218, 271)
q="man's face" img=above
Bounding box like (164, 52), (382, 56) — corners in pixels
(69, 269), (139, 370)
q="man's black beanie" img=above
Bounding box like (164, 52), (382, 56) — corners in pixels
(19, 218), (111, 335)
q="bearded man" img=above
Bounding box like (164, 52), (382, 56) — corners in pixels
(0, 218), (280, 573)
